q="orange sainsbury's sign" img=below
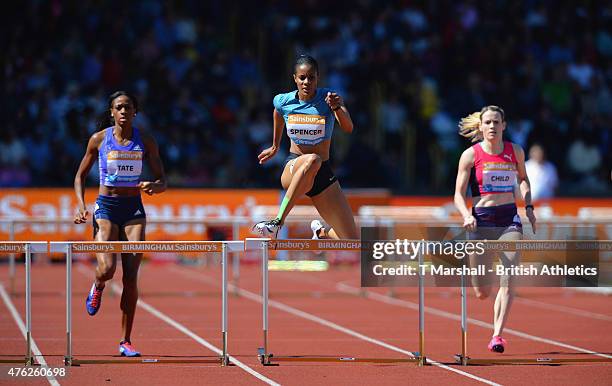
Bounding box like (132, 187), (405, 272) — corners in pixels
(0, 188), (280, 241)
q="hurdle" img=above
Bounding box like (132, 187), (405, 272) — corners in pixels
(50, 240), (243, 366)
(0, 242), (47, 365)
(247, 238), (426, 366)
(454, 239), (612, 366)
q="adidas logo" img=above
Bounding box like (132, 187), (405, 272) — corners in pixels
(134, 209), (142, 216)
(133, 145), (142, 151)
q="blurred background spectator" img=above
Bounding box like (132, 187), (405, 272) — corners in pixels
(525, 143), (558, 201)
(4, 0), (611, 195)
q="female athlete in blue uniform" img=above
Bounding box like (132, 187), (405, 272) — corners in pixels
(73, 91), (166, 357)
(254, 55), (358, 240)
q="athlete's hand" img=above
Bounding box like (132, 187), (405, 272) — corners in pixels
(325, 92), (344, 111)
(526, 207), (537, 234)
(258, 146), (278, 164)
(462, 215), (477, 233)
(139, 181), (158, 195)
(74, 207), (89, 224)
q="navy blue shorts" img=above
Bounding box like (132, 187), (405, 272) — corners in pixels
(284, 153), (337, 197)
(93, 195), (146, 236)
(471, 203), (522, 240)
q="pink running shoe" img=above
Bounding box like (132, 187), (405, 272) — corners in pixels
(488, 336), (507, 353)
(119, 340), (141, 357)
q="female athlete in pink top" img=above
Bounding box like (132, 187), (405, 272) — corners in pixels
(454, 105), (537, 353)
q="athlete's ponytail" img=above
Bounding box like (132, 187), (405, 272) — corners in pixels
(458, 111), (482, 142)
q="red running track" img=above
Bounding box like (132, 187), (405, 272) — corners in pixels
(0, 261), (610, 385)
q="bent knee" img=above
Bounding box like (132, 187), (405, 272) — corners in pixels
(474, 287), (490, 300)
(497, 286), (514, 296)
(301, 154), (322, 174)
(98, 263), (116, 279)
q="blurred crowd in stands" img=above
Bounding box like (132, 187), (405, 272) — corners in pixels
(5, 0), (611, 196)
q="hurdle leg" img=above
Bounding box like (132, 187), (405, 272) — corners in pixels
(221, 244), (229, 366)
(459, 269), (468, 365)
(386, 224), (396, 298)
(417, 248), (426, 366)
(258, 241), (272, 365)
(231, 223), (240, 296)
(25, 244), (33, 365)
(65, 245), (73, 366)
(9, 222), (15, 296)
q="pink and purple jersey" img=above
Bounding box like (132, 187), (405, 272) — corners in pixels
(469, 141), (518, 196)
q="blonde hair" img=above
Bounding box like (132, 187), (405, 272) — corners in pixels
(458, 105), (506, 143)
(458, 111), (482, 142)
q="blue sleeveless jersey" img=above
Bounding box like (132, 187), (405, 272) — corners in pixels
(98, 127), (145, 187)
(273, 88), (335, 145)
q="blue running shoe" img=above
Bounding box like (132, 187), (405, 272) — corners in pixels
(85, 283), (104, 316)
(119, 340), (141, 357)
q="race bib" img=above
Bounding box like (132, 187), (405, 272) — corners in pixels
(105, 151), (143, 184)
(482, 162), (516, 193)
(286, 114), (326, 144)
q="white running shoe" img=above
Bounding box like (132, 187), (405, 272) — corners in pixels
(253, 218), (282, 238)
(311, 220), (325, 239)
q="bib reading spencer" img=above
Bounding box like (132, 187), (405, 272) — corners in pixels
(99, 127), (144, 187)
(470, 141), (518, 195)
(274, 88), (335, 145)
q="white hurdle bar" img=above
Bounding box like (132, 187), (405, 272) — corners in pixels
(247, 238), (425, 366)
(0, 242), (47, 365)
(49, 240), (243, 366)
(455, 239), (612, 366)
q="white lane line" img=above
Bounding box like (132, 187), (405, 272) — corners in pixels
(171, 266), (501, 386)
(336, 282), (612, 360)
(515, 296), (612, 322)
(568, 287), (612, 296)
(74, 265), (280, 386)
(0, 283), (60, 386)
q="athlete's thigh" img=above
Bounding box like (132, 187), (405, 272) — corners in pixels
(280, 154), (317, 190)
(497, 230), (522, 287)
(498, 230), (521, 266)
(95, 218), (120, 241)
(469, 250), (495, 289)
(121, 219), (146, 242)
(120, 219), (146, 274)
(310, 182), (358, 239)
(94, 219), (119, 266)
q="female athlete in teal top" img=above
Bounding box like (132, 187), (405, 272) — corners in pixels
(254, 55), (358, 240)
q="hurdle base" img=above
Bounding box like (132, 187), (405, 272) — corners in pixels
(257, 351), (424, 365)
(257, 347), (276, 366)
(454, 354), (469, 366)
(221, 354), (230, 367)
(413, 352), (427, 366)
(67, 357), (225, 365)
(454, 354), (612, 366)
(0, 358), (37, 365)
